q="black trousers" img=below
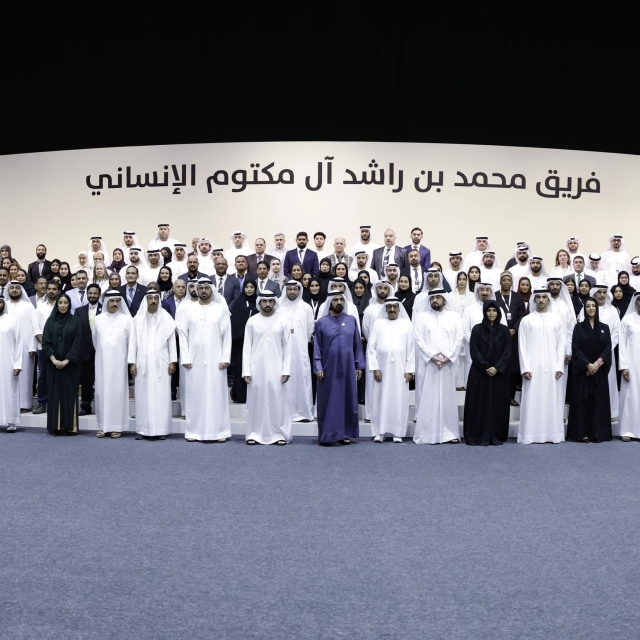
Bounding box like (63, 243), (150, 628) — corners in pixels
(80, 350), (96, 410)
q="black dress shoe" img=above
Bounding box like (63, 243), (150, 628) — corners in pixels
(78, 408), (92, 416)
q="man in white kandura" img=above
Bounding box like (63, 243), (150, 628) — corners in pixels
(243, 290), (292, 445)
(547, 277), (576, 399)
(464, 236), (491, 269)
(362, 281), (392, 422)
(225, 231), (250, 275)
(5, 280), (37, 412)
(178, 277), (232, 443)
(601, 234), (631, 279)
(413, 289), (463, 444)
(148, 223), (182, 253)
(619, 292), (640, 441)
(165, 242), (188, 278)
(368, 297), (414, 443)
(277, 281), (314, 422)
(518, 289), (566, 444)
(92, 289), (135, 438)
(0, 298), (22, 432)
(130, 291), (177, 441)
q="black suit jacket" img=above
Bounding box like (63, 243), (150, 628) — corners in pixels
(370, 246), (407, 277)
(74, 302), (102, 360)
(283, 248), (319, 278)
(212, 274), (241, 306)
(567, 273), (596, 288)
(162, 294), (178, 319)
(28, 259), (52, 283)
(117, 283), (147, 317)
(246, 253), (274, 276)
(177, 270), (208, 284)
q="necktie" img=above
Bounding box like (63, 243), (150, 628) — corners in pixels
(413, 246), (419, 251)
(0, 286), (4, 298)
(218, 277), (224, 294)
(260, 280), (265, 292)
(79, 290), (85, 304)
(414, 268), (420, 289)
(128, 287), (134, 303)
(89, 305), (96, 329)
(39, 262), (43, 275)
(383, 248), (390, 269)
(299, 249), (304, 261)
(258, 255), (263, 263)
(577, 273), (582, 284)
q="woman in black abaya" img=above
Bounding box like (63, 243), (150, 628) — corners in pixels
(42, 294), (83, 435)
(566, 298), (612, 443)
(463, 301), (512, 445)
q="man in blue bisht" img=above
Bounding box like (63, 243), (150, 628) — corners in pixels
(313, 292), (366, 446)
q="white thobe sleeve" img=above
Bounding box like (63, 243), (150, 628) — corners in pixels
(220, 312), (231, 364)
(444, 315), (464, 362)
(178, 317), (191, 366)
(518, 320), (530, 373)
(127, 317), (136, 365)
(168, 327), (178, 363)
(367, 321), (380, 371)
(404, 324), (416, 374)
(28, 307), (38, 351)
(414, 316), (435, 363)
(462, 307), (472, 343)
(242, 323), (253, 378)
(91, 321), (98, 349)
(554, 319), (566, 372)
(127, 319), (138, 364)
(609, 313), (620, 350)
(305, 307), (314, 341)
(619, 319), (629, 370)
(13, 321), (23, 370)
(281, 324), (291, 377)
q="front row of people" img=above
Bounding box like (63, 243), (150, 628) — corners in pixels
(1, 276), (639, 446)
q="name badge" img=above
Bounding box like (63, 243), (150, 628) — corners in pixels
(506, 312), (512, 321)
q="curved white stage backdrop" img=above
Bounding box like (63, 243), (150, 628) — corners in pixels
(0, 141), (638, 263)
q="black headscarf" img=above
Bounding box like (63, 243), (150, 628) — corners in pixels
(317, 257), (333, 282)
(158, 266), (173, 293)
(468, 267), (481, 292)
(303, 277), (327, 319)
(43, 293), (73, 354)
(17, 270), (36, 297)
(357, 270), (374, 293)
(230, 279), (258, 339)
(107, 249), (127, 274)
(351, 278), (372, 317)
(50, 259), (61, 275)
(611, 272), (635, 316)
(58, 262), (73, 291)
(396, 279), (415, 318)
(161, 246), (173, 265)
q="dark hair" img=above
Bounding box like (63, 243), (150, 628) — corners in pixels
(75, 269), (87, 277)
(296, 231), (308, 239)
(411, 227), (422, 234)
(314, 231), (326, 239)
(86, 283), (102, 293)
(126, 265), (139, 274)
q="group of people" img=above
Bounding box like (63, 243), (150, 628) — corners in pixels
(1, 225), (639, 447)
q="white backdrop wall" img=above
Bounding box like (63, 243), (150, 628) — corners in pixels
(0, 141), (638, 266)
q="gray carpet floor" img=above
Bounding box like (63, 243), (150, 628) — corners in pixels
(1, 428), (639, 640)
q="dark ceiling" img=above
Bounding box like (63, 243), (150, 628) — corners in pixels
(2, 7), (638, 156)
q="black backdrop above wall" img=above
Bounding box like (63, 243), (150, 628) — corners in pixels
(2, 7), (639, 156)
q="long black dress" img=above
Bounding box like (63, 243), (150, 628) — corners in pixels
(463, 301), (512, 445)
(42, 304), (83, 434)
(566, 310), (612, 442)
